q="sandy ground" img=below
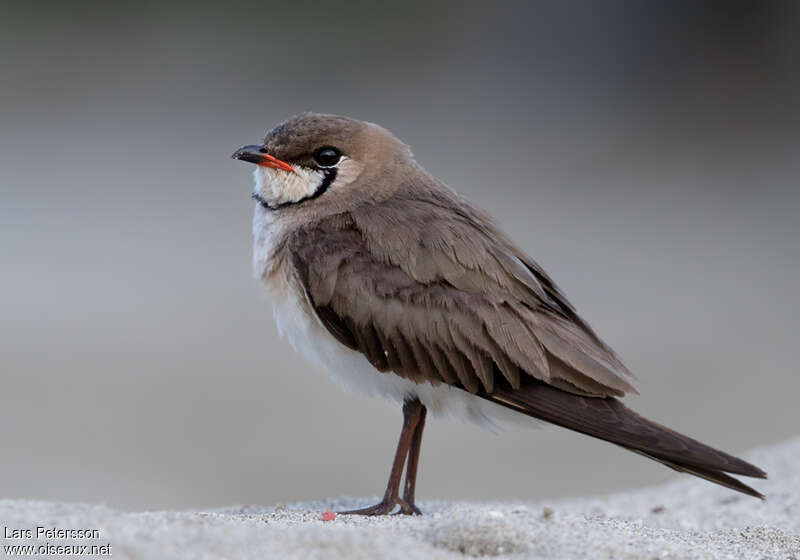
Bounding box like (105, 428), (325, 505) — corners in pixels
(1, 437), (798, 560)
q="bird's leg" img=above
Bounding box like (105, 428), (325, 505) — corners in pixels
(339, 398), (424, 516)
(398, 403), (427, 515)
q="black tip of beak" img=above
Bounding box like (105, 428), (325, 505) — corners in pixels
(232, 145), (264, 165)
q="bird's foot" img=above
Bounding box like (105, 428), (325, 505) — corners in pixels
(396, 498), (422, 516)
(339, 497), (421, 516)
(339, 500), (397, 516)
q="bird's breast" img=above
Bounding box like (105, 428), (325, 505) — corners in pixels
(252, 205), (329, 366)
(249, 204), (536, 431)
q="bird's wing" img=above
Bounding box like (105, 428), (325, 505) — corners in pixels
(285, 187), (637, 397)
(284, 187), (768, 498)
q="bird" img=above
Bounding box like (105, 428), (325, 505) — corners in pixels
(232, 112), (766, 515)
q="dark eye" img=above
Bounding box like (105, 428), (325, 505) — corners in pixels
(313, 146), (341, 167)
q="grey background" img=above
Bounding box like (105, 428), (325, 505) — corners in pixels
(1, 1), (798, 511)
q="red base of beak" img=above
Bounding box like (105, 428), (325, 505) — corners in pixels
(232, 145), (294, 173)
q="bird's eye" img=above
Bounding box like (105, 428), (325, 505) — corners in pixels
(313, 146), (341, 167)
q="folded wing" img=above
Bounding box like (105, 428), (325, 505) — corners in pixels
(287, 187), (637, 398)
(285, 186), (765, 497)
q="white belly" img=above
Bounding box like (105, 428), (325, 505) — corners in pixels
(253, 206), (534, 432)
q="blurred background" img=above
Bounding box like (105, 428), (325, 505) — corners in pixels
(1, 0), (798, 511)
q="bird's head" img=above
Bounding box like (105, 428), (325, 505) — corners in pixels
(232, 113), (413, 211)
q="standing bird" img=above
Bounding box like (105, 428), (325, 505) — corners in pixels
(232, 113), (765, 515)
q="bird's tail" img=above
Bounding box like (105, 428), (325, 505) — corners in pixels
(486, 381), (767, 498)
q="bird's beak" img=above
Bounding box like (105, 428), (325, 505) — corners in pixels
(231, 145), (295, 173)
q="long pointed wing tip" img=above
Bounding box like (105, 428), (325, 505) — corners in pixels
(747, 486), (766, 500)
(739, 463), (768, 480)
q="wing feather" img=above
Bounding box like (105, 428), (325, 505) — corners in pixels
(282, 181), (766, 497)
(486, 380), (766, 491)
(286, 185), (637, 399)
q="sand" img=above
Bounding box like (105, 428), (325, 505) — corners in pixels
(2, 437), (798, 559)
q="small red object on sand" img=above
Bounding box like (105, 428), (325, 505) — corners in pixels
(322, 508), (337, 522)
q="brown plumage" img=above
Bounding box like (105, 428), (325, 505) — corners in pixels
(234, 113), (766, 513)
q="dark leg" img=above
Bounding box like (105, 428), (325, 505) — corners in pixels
(399, 404), (426, 514)
(339, 399), (425, 515)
